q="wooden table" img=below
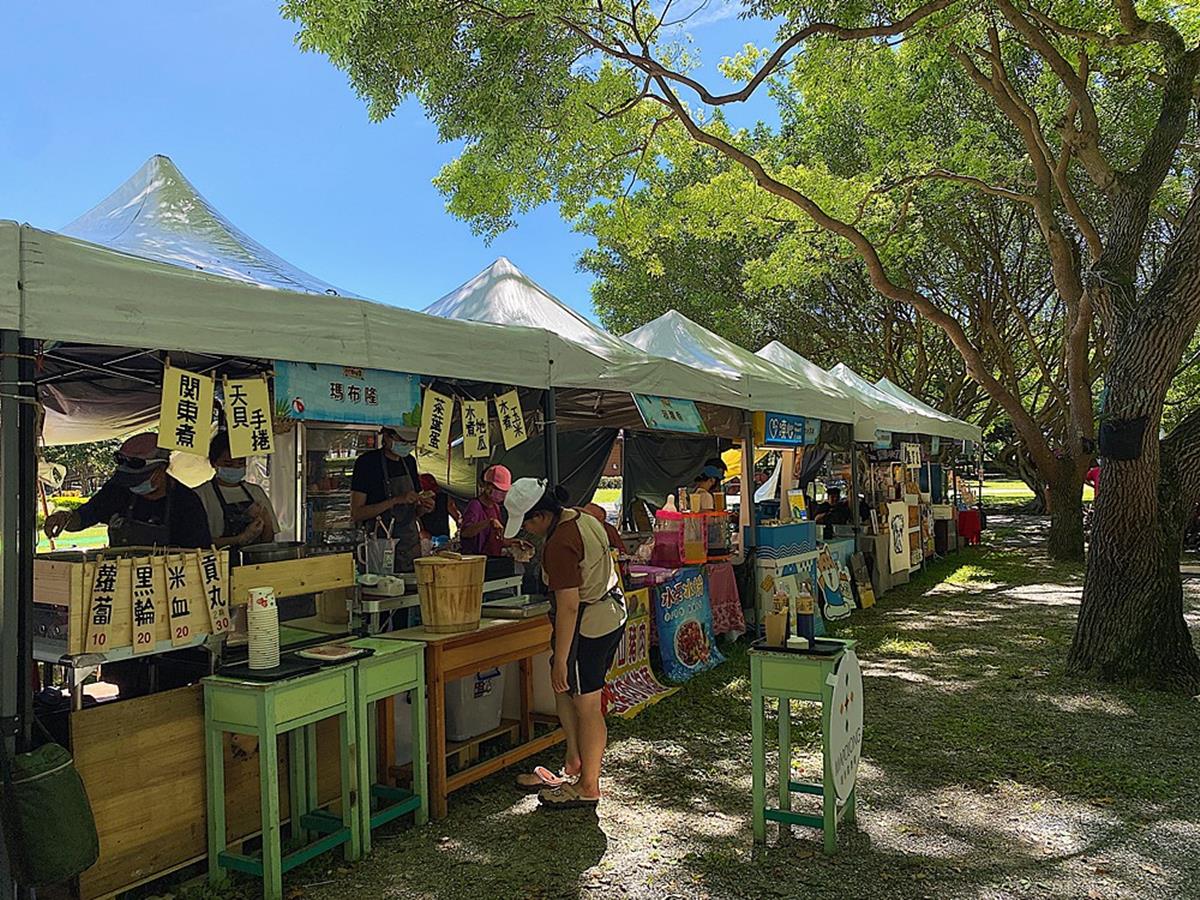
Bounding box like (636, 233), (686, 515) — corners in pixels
(385, 617), (563, 819)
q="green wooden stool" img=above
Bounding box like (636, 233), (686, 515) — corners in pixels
(750, 639), (862, 854)
(349, 636), (428, 852)
(203, 664), (360, 900)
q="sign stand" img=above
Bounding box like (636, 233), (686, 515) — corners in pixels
(750, 640), (862, 853)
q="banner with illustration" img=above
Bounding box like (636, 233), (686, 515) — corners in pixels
(652, 566), (725, 682)
(274, 361), (421, 428)
(602, 588), (679, 718)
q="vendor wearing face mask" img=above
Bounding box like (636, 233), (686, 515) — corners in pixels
(350, 425), (433, 571)
(195, 431), (279, 549)
(43, 432), (212, 548)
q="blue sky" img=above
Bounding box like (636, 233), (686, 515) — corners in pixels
(0, 2), (774, 318)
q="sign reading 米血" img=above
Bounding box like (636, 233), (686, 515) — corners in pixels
(602, 588), (679, 718)
(828, 649), (864, 803)
(159, 365), (215, 456)
(418, 388), (453, 457)
(652, 567), (724, 683)
(273, 361), (421, 428)
(223, 376), (274, 457)
(461, 399), (490, 459)
(633, 394), (706, 434)
(495, 389), (528, 450)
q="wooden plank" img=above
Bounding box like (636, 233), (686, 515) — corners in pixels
(443, 718), (521, 758)
(33, 558), (80, 606)
(441, 627), (551, 676)
(444, 728), (565, 794)
(73, 686), (346, 900)
(230, 555), (355, 604)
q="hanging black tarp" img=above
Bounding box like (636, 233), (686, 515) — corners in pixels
(621, 431), (721, 528)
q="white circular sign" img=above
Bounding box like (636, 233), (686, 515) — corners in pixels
(829, 649), (863, 802)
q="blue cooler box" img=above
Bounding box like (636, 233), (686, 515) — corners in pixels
(754, 522), (817, 560)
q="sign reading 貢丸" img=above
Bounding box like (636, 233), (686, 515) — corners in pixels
(273, 361), (421, 428)
(418, 388), (453, 457)
(223, 376), (274, 457)
(461, 399), (490, 459)
(495, 389), (528, 450)
(159, 365), (215, 456)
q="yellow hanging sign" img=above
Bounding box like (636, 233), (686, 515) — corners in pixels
(159, 364), (215, 456)
(85, 557), (123, 654)
(495, 389), (527, 451)
(461, 399), (491, 459)
(130, 556), (163, 655)
(418, 388), (453, 457)
(224, 377), (275, 457)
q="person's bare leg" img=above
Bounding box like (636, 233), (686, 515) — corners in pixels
(555, 690), (583, 776)
(571, 690), (606, 799)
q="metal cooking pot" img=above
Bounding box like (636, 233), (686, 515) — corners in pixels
(239, 541), (306, 565)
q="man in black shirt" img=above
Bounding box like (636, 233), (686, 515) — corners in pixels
(814, 487), (853, 526)
(43, 433), (212, 548)
(350, 425), (433, 571)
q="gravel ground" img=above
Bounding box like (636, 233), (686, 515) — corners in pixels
(185, 515), (1200, 900)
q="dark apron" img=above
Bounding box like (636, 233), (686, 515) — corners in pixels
(377, 452), (420, 572)
(212, 481), (257, 539)
(108, 488), (173, 548)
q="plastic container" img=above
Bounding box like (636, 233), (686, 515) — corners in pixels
(682, 513), (708, 565)
(444, 668), (506, 741)
(705, 511), (731, 560)
(652, 506), (684, 567)
(414, 553), (486, 633)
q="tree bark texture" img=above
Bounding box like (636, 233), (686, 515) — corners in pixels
(1045, 463), (1085, 562)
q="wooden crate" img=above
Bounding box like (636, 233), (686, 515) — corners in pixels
(73, 686), (345, 900)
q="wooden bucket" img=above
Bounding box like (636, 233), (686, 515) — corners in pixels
(414, 553), (486, 633)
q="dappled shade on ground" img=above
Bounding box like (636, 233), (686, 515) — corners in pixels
(197, 516), (1197, 900)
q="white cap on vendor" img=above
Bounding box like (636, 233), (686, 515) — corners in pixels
(111, 433), (171, 487)
(502, 477), (550, 539)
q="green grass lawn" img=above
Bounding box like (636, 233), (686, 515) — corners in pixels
(37, 524), (107, 553)
(982, 478), (1094, 508)
(165, 515), (1197, 900)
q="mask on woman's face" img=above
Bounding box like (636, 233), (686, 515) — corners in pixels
(391, 441), (414, 457)
(129, 476), (157, 496)
(217, 466), (246, 484)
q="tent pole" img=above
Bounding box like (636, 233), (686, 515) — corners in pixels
(850, 443), (862, 531)
(543, 389), (559, 485)
(0, 330), (36, 899)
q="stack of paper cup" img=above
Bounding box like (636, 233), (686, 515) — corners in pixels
(246, 586), (280, 670)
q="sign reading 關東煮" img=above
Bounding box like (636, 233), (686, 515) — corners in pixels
(223, 376), (275, 457)
(633, 394), (706, 434)
(159, 365), (215, 456)
(273, 361), (421, 428)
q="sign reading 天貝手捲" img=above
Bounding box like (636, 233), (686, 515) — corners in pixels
(223, 376), (274, 457)
(902, 441), (922, 470)
(273, 361), (421, 428)
(159, 365), (215, 456)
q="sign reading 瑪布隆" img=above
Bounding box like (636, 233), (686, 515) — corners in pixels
(273, 361), (421, 428)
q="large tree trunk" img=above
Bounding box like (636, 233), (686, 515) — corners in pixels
(1045, 465), (1085, 562)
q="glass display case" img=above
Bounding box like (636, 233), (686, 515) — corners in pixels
(303, 425), (379, 549)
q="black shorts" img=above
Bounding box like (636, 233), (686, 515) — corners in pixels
(552, 614), (626, 697)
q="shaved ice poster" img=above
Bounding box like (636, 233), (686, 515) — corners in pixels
(653, 566), (724, 683)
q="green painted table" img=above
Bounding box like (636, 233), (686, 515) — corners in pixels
(203, 663), (360, 900)
(349, 637), (427, 853)
(750, 639), (863, 854)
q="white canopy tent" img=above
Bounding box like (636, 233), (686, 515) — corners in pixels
(875, 377), (981, 443)
(423, 258), (747, 408)
(623, 311), (858, 424)
(828, 363), (950, 440)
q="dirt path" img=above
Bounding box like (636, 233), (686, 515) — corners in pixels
(283, 516), (1200, 900)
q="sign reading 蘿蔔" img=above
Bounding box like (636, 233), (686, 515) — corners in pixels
(159, 365), (215, 456)
(633, 394), (706, 434)
(273, 361), (421, 428)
